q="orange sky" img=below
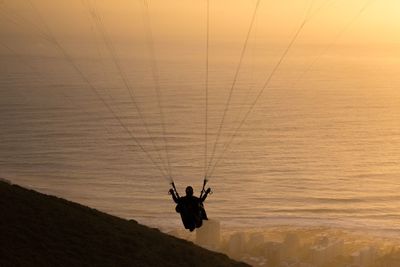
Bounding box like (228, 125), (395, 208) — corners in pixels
(1, 0), (399, 47)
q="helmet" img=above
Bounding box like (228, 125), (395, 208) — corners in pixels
(185, 186), (193, 196)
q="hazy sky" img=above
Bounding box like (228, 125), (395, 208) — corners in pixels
(1, 0), (400, 48)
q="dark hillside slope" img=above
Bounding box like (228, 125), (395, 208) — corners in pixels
(0, 180), (248, 267)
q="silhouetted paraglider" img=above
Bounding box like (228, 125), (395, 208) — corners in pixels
(169, 183), (211, 231)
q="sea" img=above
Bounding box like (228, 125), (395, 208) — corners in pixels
(1, 41), (400, 238)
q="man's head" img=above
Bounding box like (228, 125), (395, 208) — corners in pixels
(185, 186), (193, 197)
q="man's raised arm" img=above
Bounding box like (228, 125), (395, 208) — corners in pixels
(169, 189), (179, 203)
(200, 188), (211, 202)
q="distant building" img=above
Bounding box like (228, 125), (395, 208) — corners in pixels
(376, 247), (400, 267)
(246, 232), (265, 253)
(196, 219), (220, 251)
(227, 232), (246, 258)
(351, 246), (377, 267)
(264, 241), (282, 267)
(310, 236), (344, 266)
(282, 233), (301, 260)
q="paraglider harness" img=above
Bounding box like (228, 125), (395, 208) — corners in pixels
(169, 179), (212, 231)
